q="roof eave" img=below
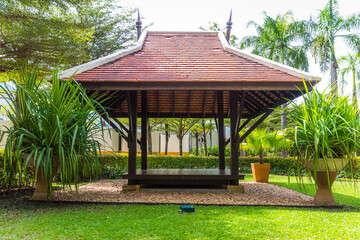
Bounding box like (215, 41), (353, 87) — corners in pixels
(59, 31), (148, 79)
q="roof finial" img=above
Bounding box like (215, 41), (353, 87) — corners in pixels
(136, 9), (142, 41)
(225, 10), (233, 43)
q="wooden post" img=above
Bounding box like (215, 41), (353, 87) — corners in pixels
(141, 91), (147, 170)
(230, 91), (239, 185)
(217, 91), (225, 170)
(128, 91), (137, 179)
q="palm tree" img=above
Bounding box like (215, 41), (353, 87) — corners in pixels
(200, 119), (216, 156)
(240, 128), (291, 164)
(308, 0), (360, 94)
(339, 52), (360, 110)
(241, 11), (309, 153)
(241, 11), (309, 71)
(169, 118), (199, 156)
(189, 122), (202, 156)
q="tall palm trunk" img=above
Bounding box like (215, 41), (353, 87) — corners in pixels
(331, 57), (338, 94)
(353, 70), (358, 110)
(280, 48), (288, 157)
(329, 0), (338, 95)
(281, 103), (288, 157)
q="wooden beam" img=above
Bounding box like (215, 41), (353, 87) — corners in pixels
(141, 91), (148, 170)
(127, 91), (137, 177)
(256, 91), (275, 104)
(110, 112), (251, 119)
(229, 91), (239, 185)
(98, 112), (128, 142)
(225, 117), (252, 146)
(107, 92), (127, 109)
(247, 91), (268, 107)
(81, 81), (311, 91)
(238, 118), (252, 133)
(245, 93), (267, 111)
(265, 91), (280, 101)
(113, 118), (141, 145)
(238, 109), (273, 143)
(235, 91), (246, 133)
(217, 91), (225, 170)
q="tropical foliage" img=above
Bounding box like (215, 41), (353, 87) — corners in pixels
(339, 52), (360, 108)
(240, 11), (309, 71)
(287, 82), (360, 177)
(307, 0), (360, 91)
(0, 70), (106, 199)
(0, 0), (138, 80)
(240, 128), (291, 164)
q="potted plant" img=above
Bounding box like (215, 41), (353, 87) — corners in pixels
(241, 128), (291, 183)
(0, 70), (106, 201)
(287, 83), (360, 206)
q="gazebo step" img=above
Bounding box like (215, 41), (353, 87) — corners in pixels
(123, 168), (244, 186)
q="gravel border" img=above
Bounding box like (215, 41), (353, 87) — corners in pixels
(52, 179), (315, 206)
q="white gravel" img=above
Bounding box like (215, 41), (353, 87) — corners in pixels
(52, 179), (315, 206)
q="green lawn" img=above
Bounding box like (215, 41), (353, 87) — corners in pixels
(1, 175), (359, 240)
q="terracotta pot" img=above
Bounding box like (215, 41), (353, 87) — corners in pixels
(23, 154), (59, 201)
(305, 158), (348, 206)
(251, 163), (271, 183)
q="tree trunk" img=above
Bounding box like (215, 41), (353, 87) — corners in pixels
(202, 119), (208, 156)
(178, 136), (183, 156)
(195, 133), (199, 156)
(259, 148), (264, 164)
(165, 123), (169, 155)
(281, 103), (288, 157)
(199, 135), (202, 155)
(209, 129), (212, 149)
(189, 132), (192, 154)
(147, 123), (152, 155)
(331, 58), (338, 95)
(353, 70), (358, 110)
(178, 120), (183, 156)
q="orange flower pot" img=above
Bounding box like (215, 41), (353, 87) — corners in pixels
(251, 163), (271, 183)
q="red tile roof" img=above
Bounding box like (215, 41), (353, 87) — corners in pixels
(62, 31), (319, 88)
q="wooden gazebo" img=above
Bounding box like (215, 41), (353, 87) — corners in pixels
(61, 17), (320, 187)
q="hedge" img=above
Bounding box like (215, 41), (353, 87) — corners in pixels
(1, 153), (359, 189)
(99, 153), (360, 179)
(99, 154), (299, 177)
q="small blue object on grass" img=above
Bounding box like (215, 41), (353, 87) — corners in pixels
(179, 205), (195, 213)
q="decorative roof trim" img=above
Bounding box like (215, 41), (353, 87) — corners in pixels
(60, 31), (148, 79)
(217, 32), (321, 82)
(144, 31), (218, 34)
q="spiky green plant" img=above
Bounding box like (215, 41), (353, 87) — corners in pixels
(0, 70), (106, 200)
(287, 82), (360, 181)
(240, 128), (292, 164)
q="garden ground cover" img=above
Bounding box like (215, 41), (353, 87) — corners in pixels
(1, 175), (359, 240)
